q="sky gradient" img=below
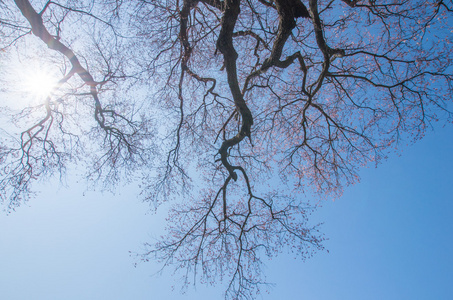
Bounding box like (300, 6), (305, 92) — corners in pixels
(1, 124), (452, 300)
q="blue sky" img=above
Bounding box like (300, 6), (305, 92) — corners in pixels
(1, 123), (452, 300)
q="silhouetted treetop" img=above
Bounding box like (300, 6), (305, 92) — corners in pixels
(1, 0), (452, 299)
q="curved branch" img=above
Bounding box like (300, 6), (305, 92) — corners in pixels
(216, 0), (253, 180)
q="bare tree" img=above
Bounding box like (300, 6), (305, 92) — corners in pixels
(1, 0), (452, 298)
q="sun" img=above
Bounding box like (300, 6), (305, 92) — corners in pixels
(23, 67), (59, 99)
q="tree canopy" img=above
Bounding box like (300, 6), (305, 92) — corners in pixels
(1, 0), (452, 298)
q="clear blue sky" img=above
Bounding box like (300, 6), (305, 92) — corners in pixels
(1, 124), (452, 300)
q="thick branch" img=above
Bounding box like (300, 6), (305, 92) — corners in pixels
(216, 0), (253, 180)
(14, 0), (107, 124)
(262, 0), (309, 70)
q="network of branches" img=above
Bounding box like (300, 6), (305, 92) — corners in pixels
(1, 0), (452, 298)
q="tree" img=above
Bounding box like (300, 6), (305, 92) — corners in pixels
(1, 0), (452, 298)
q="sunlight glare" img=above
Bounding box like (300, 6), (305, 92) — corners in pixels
(23, 68), (58, 99)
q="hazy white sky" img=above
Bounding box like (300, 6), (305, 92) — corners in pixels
(1, 124), (452, 300)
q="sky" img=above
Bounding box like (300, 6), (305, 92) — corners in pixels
(0, 124), (452, 300)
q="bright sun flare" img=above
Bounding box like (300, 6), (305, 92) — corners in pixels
(23, 69), (58, 98)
